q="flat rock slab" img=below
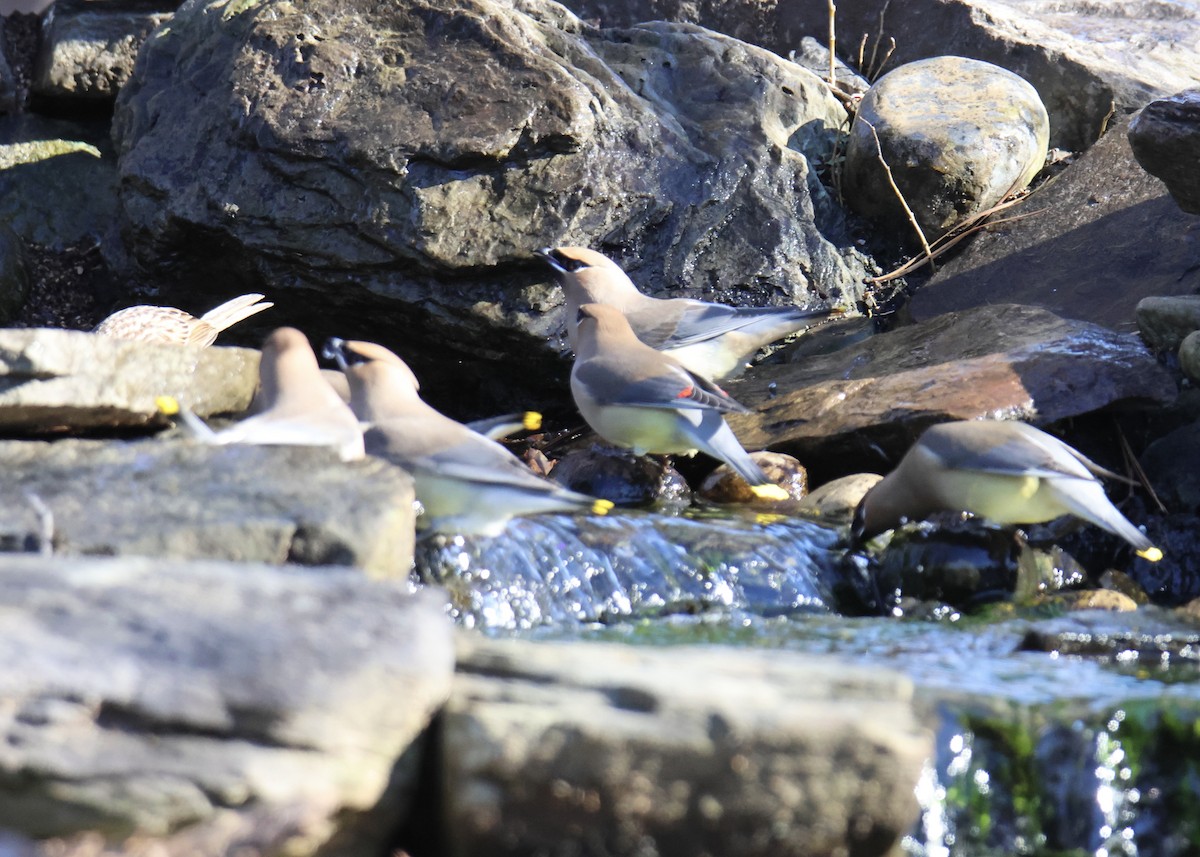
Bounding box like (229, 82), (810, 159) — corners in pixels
(727, 304), (1175, 468)
(1, 439), (416, 577)
(0, 327), (260, 433)
(908, 116), (1200, 330)
(444, 635), (930, 857)
(0, 555), (454, 855)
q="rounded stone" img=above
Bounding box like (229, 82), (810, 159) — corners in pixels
(796, 473), (883, 520)
(697, 451), (807, 506)
(1135, 295), (1200, 352)
(841, 56), (1049, 241)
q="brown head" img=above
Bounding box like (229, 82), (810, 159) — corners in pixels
(323, 337), (421, 421)
(254, 327), (322, 408)
(535, 247), (642, 308)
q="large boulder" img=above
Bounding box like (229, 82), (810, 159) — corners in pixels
(110, 0), (869, 413)
(1128, 89), (1200, 214)
(443, 635), (930, 857)
(0, 555), (454, 856)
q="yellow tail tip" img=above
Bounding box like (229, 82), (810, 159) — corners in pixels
(155, 395), (181, 416)
(754, 512), (787, 525)
(523, 411), (543, 431)
(591, 498), (615, 516)
(1137, 546), (1163, 562)
(751, 483), (790, 501)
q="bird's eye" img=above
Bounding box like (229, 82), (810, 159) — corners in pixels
(553, 250), (588, 273)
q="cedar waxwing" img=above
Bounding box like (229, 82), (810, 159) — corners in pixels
(323, 337), (613, 536)
(536, 246), (830, 379)
(161, 327), (364, 462)
(851, 419), (1162, 561)
(570, 302), (789, 501)
(94, 293), (274, 347)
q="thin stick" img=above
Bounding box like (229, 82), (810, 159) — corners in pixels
(862, 117), (935, 271)
(858, 33), (868, 71)
(866, 0), (890, 77)
(1116, 422), (1167, 513)
(23, 491), (54, 556)
(827, 1), (837, 87)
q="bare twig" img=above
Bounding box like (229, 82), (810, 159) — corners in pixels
(1116, 422), (1167, 513)
(861, 117), (935, 270)
(866, 0), (891, 79)
(827, 1), (837, 87)
(870, 36), (896, 80)
(857, 33), (868, 71)
(1099, 98), (1116, 138)
(864, 201), (1044, 284)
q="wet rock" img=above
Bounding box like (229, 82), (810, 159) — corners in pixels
(1180, 330), (1200, 383)
(0, 327), (259, 433)
(910, 117), (1200, 330)
(444, 635), (930, 857)
(111, 0), (868, 414)
(1140, 422), (1200, 513)
(1128, 89), (1200, 214)
(698, 450), (807, 506)
(33, 0), (174, 102)
(797, 472), (882, 520)
(0, 440), (416, 577)
(1116, 512), (1200, 607)
(0, 114), (119, 249)
(416, 512), (848, 629)
(0, 220), (29, 322)
(0, 554), (453, 855)
(0, 16), (16, 114)
(551, 444), (691, 508)
(560, 0), (1199, 152)
(841, 56), (1048, 241)
(1018, 607), (1200, 660)
(727, 304), (1175, 469)
(1135, 294), (1200, 353)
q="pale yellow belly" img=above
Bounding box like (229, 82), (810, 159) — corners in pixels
(932, 471), (1067, 524)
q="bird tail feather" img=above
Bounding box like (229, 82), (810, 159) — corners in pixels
(1051, 481), (1161, 561)
(200, 294), (274, 332)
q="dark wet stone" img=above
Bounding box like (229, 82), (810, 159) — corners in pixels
(1128, 89), (1200, 214)
(551, 444), (691, 508)
(0, 222), (29, 322)
(1135, 294), (1200, 353)
(727, 303), (1175, 471)
(909, 116), (1200, 330)
(1018, 608), (1200, 661)
(1140, 422), (1200, 513)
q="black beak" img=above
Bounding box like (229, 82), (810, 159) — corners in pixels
(534, 247), (566, 273)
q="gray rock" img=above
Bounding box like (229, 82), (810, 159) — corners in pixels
(909, 117), (1200, 330)
(0, 439), (416, 577)
(444, 635), (930, 857)
(797, 472), (883, 520)
(111, 0), (869, 411)
(0, 327), (259, 432)
(0, 221), (29, 322)
(1135, 295), (1200, 353)
(841, 56), (1049, 241)
(560, 0), (1200, 151)
(1181, 330), (1200, 383)
(1129, 90), (1200, 214)
(727, 303), (1175, 466)
(0, 555), (454, 855)
(34, 0), (174, 101)
(0, 115), (119, 248)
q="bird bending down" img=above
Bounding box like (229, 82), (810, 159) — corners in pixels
(570, 302), (789, 501)
(323, 336), (613, 536)
(536, 246), (830, 380)
(94, 293), (274, 347)
(163, 327), (364, 462)
(851, 419), (1162, 562)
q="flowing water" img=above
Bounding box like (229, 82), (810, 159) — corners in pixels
(415, 511), (1200, 856)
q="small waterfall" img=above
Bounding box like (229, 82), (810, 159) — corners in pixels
(414, 511), (847, 631)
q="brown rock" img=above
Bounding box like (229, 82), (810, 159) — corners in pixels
(727, 304), (1175, 468)
(698, 450), (807, 505)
